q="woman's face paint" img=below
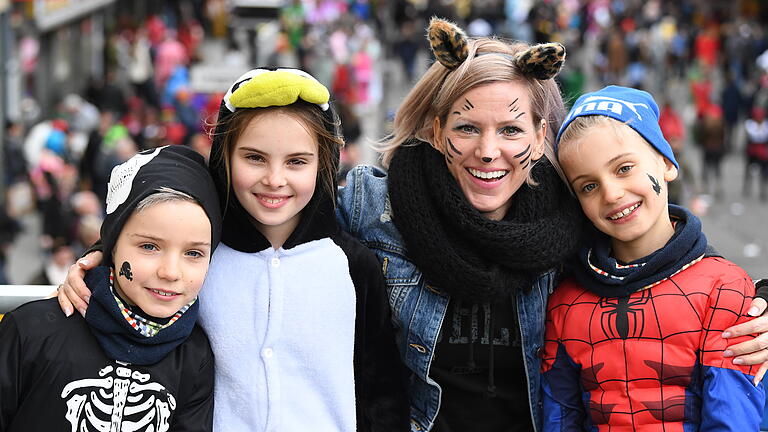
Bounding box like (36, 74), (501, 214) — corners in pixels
(432, 82), (546, 221)
(508, 97), (527, 120)
(513, 143), (532, 169)
(119, 261), (133, 281)
(508, 97), (520, 112)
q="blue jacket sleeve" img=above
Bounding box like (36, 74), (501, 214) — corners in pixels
(542, 343), (588, 432)
(697, 272), (766, 431)
(699, 366), (765, 431)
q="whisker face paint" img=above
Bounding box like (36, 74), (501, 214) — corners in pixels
(513, 144), (531, 166)
(447, 138), (463, 156)
(444, 147), (454, 164)
(508, 97), (520, 112)
(647, 174), (661, 195)
(119, 261), (134, 281)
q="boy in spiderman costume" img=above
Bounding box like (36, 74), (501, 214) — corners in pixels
(542, 86), (765, 431)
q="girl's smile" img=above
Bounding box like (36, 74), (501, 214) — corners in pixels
(256, 193), (293, 209)
(230, 110), (319, 248)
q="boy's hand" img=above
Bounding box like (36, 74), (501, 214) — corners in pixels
(722, 296), (768, 385)
(57, 251), (102, 317)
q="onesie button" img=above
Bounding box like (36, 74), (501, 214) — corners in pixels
(263, 348), (273, 358)
(271, 258), (280, 267)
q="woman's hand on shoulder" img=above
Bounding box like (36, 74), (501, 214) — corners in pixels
(722, 294), (768, 385)
(57, 251), (101, 317)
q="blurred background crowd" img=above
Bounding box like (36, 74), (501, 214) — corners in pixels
(0, 0), (767, 286)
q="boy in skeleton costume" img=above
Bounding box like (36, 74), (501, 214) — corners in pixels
(0, 145), (222, 431)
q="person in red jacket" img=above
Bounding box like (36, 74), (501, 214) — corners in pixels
(543, 86), (765, 431)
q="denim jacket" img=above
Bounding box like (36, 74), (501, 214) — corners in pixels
(337, 165), (556, 432)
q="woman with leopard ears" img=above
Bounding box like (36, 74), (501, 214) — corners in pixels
(337, 17), (768, 431)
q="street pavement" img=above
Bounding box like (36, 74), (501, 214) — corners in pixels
(686, 145), (767, 278)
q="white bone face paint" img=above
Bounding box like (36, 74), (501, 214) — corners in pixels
(61, 364), (177, 432)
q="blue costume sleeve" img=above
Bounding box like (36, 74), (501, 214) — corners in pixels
(699, 366), (764, 431)
(697, 272), (765, 430)
(542, 342), (588, 431)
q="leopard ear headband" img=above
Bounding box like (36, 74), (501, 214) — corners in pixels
(427, 17), (566, 80)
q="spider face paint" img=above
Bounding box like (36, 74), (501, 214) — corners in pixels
(433, 82), (546, 221)
(119, 261), (133, 281)
(647, 174), (661, 195)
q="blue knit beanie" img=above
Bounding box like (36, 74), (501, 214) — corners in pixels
(556, 85), (678, 168)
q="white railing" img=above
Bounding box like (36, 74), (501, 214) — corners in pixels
(0, 285), (56, 314)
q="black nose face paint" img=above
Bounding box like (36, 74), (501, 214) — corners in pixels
(119, 261), (134, 281)
(482, 157), (492, 163)
(647, 174), (661, 195)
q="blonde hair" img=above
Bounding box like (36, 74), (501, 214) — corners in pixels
(379, 37), (567, 183)
(210, 102), (344, 208)
(135, 187), (195, 211)
(557, 115), (626, 150)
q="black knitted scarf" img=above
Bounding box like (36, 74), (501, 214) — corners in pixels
(387, 141), (583, 302)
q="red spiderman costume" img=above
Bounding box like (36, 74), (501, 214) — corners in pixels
(541, 205), (765, 431)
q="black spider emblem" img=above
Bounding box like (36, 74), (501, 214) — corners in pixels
(599, 291), (650, 340)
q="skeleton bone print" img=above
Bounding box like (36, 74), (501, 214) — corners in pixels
(60, 364), (177, 432)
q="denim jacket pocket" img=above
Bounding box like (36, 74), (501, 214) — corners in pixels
(380, 254), (422, 317)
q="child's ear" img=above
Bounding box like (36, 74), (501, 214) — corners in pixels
(663, 157), (678, 182)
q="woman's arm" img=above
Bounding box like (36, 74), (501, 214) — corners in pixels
(722, 280), (768, 384)
(699, 277), (765, 430)
(56, 250), (102, 317)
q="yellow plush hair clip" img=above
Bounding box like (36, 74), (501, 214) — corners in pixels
(224, 68), (330, 112)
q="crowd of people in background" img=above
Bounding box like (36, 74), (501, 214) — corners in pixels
(2, 0), (768, 287)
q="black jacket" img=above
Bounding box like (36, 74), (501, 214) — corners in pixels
(0, 298), (214, 431)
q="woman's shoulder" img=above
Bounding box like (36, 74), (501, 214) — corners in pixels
(337, 164), (390, 215)
(337, 164), (405, 252)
